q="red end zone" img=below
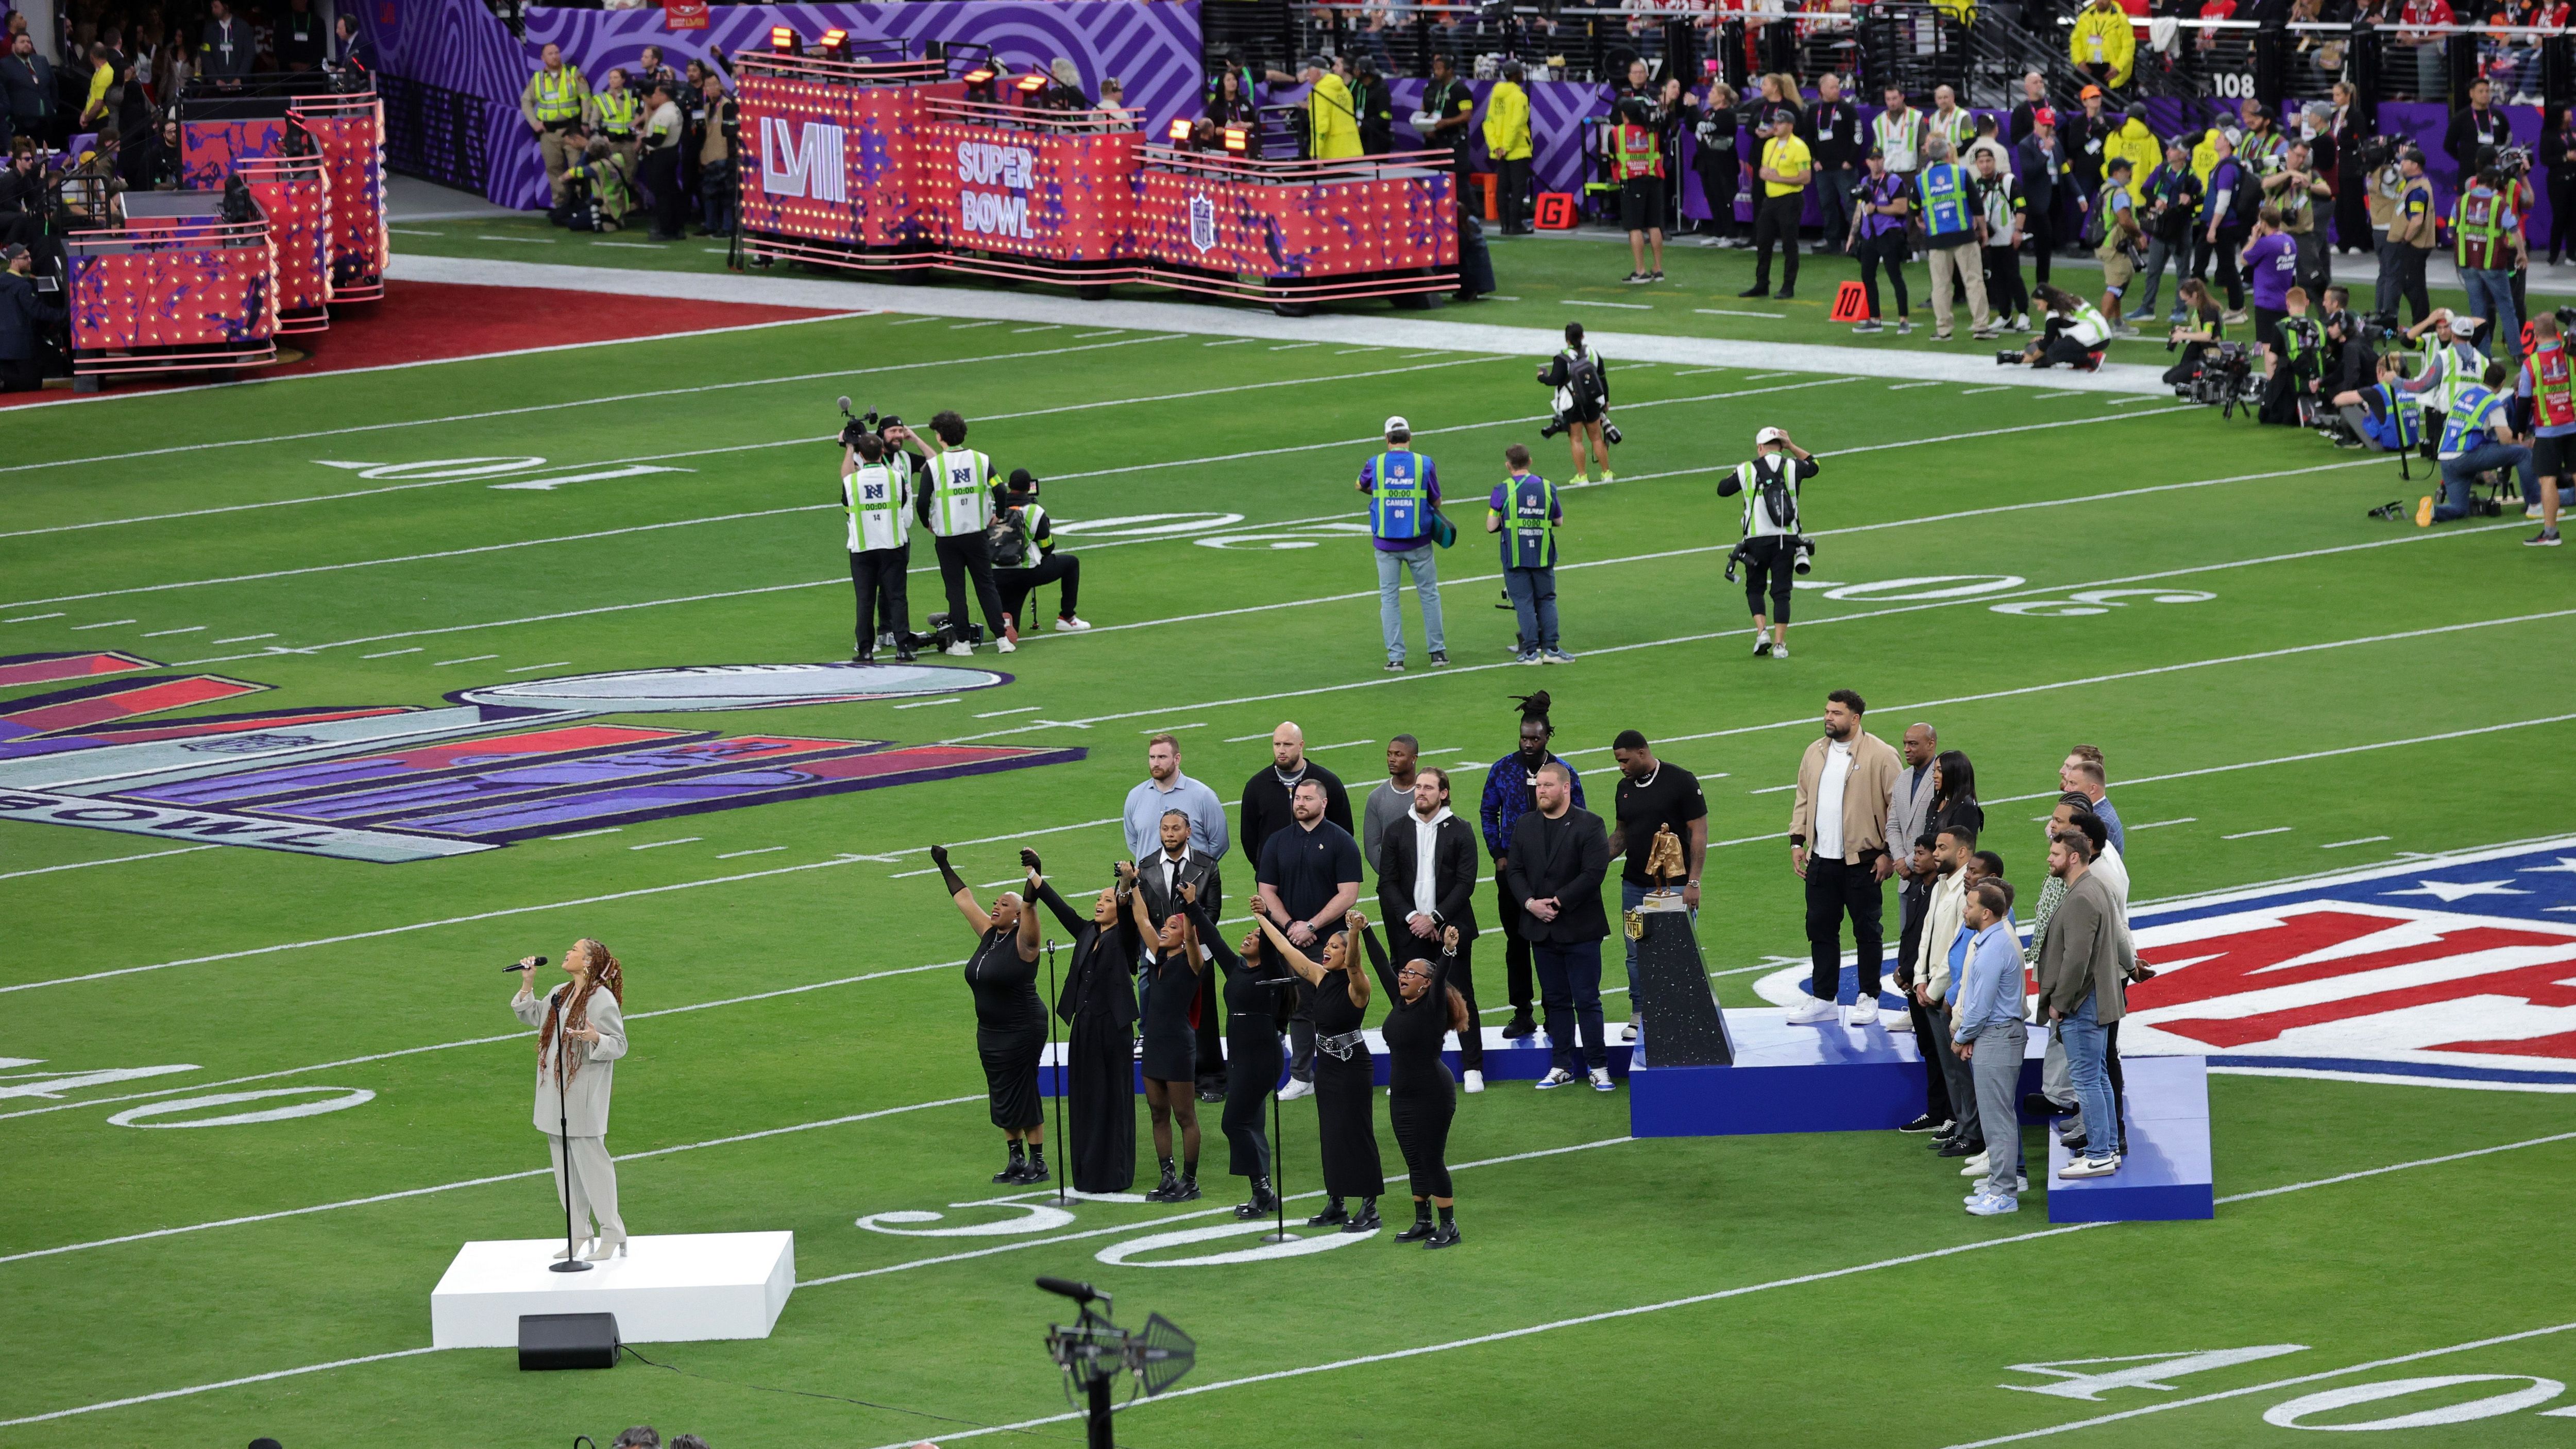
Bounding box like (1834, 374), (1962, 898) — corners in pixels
(6, 279), (861, 406)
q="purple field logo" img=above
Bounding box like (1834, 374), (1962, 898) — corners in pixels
(0, 655), (1079, 863)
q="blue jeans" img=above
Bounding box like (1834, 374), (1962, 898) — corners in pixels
(2128, 236), (2178, 318)
(1620, 879), (1696, 1027)
(1815, 168), (1858, 253)
(1503, 565), (1557, 652)
(2057, 996), (2117, 1164)
(2437, 440), (2534, 520)
(1533, 940), (1606, 1073)
(1375, 542), (1444, 663)
(2462, 267), (2520, 362)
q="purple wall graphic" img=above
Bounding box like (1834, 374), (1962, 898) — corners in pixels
(359, 0), (1204, 209)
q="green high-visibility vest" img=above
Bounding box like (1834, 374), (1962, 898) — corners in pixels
(1368, 450), (1429, 542)
(1499, 473), (1557, 569)
(596, 88), (638, 136)
(531, 65), (586, 123)
(2431, 342), (2480, 417)
(845, 462), (908, 552)
(926, 449), (993, 538)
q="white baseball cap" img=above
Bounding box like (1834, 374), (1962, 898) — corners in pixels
(2449, 315), (2478, 337)
(1755, 426), (1787, 446)
(1384, 415), (1410, 435)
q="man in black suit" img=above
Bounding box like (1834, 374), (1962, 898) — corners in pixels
(1137, 807), (1226, 1101)
(1375, 766), (1485, 1091)
(0, 242), (63, 393)
(1502, 762), (1613, 1092)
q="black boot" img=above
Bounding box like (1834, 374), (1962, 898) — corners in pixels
(1342, 1196), (1381, 1233)
(1306, 1196), (1349, 1227)
(1234, 1180), (1279, 1219)
(1170, 1173), (1201, 1202)
(1500, 1012), (1536, 1039)
(1426, 1206), (1461, 1249)
(1022, 1144), (1048, 1183)
(1145, 1158), (1179, 1202)
(1394, 1200), (1434, 1242)
(993, 1141), (1027, 1183)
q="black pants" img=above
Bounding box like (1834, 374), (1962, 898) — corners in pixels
(931, 530), (1008, 640)
(1497, 155), (1531, 233)
(1982, 243), (2028, 321)
(2335, 175), (2372, 252)
(0, 353), (43, 393)
(1495, 876), (1534, 1017)
(997, 554), (1079, 625)
(1803, 851), (1885, 1002)
(2390, 243), (2432, 325)
(1751, 194), (1801, 291)
(1894, 876), (1930, 984)
(2026, 209), (2055, 285)
(2193, 226), (2247, 311)
(1694, 159), (1735, 238)
(1857, 229), (1909, 319)
(2552, 173), (2576, 258)
(641, 146), (684, 238)
(1448, 938), (1484, 1070)
(1740, 534), (1793, 623)
(1905, 990), (1956, 1123)
(848, 543), (910, 652)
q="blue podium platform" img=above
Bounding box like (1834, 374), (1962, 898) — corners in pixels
(1039, 1026), (1634, 1096)
(1626, 1009), (2046, 1137)
(2044, 1055), (2215, 1222)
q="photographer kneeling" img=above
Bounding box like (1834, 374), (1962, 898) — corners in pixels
(990, 468), (1092, 637)
(2416, 360), (2530, 527)
(2003, 284), (2111, 370)
(2163, 278), (2230, 389)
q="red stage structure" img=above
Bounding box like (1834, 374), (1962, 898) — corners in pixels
(732, 41), (1456, 314)
(65, 77), (385, 387)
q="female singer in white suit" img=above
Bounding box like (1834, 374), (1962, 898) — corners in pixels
(512, 938), (629, 1260)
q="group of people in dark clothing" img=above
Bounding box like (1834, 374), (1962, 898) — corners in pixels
(926, 690), (1717, 1251)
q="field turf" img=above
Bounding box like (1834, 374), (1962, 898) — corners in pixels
(3, 249), (2573, 1449)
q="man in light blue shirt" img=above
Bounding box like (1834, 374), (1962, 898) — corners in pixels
(2064, 749), (2123, 856)
(1124, 734), (1229, 865)
(1952, 876), (2028, 1216)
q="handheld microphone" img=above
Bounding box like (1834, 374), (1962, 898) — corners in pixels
(836, 394), (852, 413)
(1035, 1275), (1099, 1304)
(504, 956), (550, 973)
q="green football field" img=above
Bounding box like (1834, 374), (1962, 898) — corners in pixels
(5, 244), (2575, 1449)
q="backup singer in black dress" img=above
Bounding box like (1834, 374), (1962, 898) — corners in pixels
(1033, 855), (1139, 1196)
(1184, 895), (1290, 1219)
(1364, 923), (1470, 1249)
(930, 844), (1048, 1184)
(1126, 862), (1206, 1202)
(1258, 912), (1382, 1233)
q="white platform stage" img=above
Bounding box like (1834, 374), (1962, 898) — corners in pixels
(430, 1232), (795, 1349)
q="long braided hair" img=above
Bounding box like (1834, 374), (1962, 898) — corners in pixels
(538, 937), (624, 1085)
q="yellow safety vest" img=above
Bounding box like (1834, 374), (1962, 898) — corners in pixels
(531, 65), (586, 124)
(595, 89), (637, 137)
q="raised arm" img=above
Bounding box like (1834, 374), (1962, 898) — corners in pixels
(930, 845), (993, 934)
(1026, 850), (1087, 938)
(1185, 893), (1243, 977)
(1255, 913), (1329, 988)
(1361, 923), (1398, 1000)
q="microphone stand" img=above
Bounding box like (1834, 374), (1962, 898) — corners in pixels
(545, 985), (591, 1274)
(1260, 976), (1296, 1246)
(1044, 935), (1066, 1206)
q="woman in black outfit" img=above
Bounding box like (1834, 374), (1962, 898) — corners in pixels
(1032, 853), (1138, 1197)
(1206, 66), (1258, 129)
(1929, 749), (1984, 843)
(1127, 865), (1205, 1202)
(2547, 107), (2576, 266)
(929, 844), (1048, 1184)
(1184, 893), (1290, 1219)
(1257, 912), (1382, 1233)
(1363, 921), (1470, 1248)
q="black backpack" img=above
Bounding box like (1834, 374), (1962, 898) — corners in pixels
(989, 506), (1035, 569)
(1562, 348), (1604, 408)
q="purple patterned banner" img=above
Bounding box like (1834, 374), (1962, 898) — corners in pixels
(358, 0), (1204, 208)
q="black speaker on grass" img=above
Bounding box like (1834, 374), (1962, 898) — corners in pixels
(518, 1312), (619, 1371)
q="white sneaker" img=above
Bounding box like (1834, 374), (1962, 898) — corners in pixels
(1588, 1067), (1615, 1092)
(1784, 995), (1838, 1025)
(2058, 1155), (2120, 1179)
(1769, 641), (1789, 659)
(997, 636), (1016, 654)
(1842, 1000), (1876, 1027)
(1620, 1023), (1637, 1044)
(1959, 1152), (1989, 1176)
(2526, 504), (2546, 520)
(1053, 616), (1093, 632)
(1463, 1069), (1485, 1094)
(942, 641), (973, 657)
(1534, 1068), (1578, 1089)
(1278, 1078), (1314, 1101)
(1880, 1009), (1913, 1032)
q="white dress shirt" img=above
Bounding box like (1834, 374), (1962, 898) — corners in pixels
(1411, 806), (1452, 916)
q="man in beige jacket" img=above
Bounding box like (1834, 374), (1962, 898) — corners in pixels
(1787, 688), (1904, 1027)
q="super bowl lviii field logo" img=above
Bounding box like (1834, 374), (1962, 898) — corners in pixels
(1753, 839), (2576, 1095)
(0, 654), (1078, 863)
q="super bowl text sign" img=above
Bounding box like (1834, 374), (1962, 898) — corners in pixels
(957, 138), (1038, 240)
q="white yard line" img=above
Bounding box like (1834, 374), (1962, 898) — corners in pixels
(0, 846), (217, 881)
(2223, 826), (2293, 839)
(2322, 835), (2394, 849)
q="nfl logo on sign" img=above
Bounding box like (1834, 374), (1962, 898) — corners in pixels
(1188, 194), (1217, 254)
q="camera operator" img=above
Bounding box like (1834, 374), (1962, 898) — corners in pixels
(2163, 277), (2229, 389)
(2090, 155), (2143, 332)
(1718, 427), (1819, 660)
(2258, 286), (2328, 427)
(2381, 148), (2437, 329)
(1612, 87), (1670, 284)
(839, 420), (914, 664)
(1537, 320), (1613, 485)
(2317, 287), (2376, 398)
(988, 468), (1091, 636)
(2263, 139), (2331, 297)
(2330, 351), (2428, 454)
(2004, 284), (2111, 370)
(2416, 360), (2529, 527)
(2515, 312), (2576, 547)
(1848, 147), (1913, 334)
(2452, 157), (2526, 364)
(2126, 138), (2201, 325)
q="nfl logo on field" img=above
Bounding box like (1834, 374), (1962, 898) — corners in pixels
(1188, 194), (1216, 253)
